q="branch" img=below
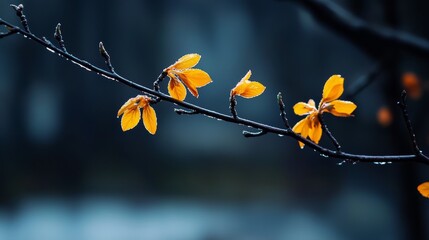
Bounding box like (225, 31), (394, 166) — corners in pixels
(286, 0), (429, 58)
(318, 114), (341, 152)
(398, 91), (424, 157)
(1, 5), (429, 165)
(277, 92), (291, 129)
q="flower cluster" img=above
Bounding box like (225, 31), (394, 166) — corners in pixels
(164, 53), (212, 101)
(117, 95), (157, 134)
(292, 75), (357, 148)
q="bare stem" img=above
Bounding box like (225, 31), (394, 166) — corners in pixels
(277, 92), (291, 129)
(229, 94), (238, 119)
(318, 114), (341, 152)
(398, 90), (423, 157)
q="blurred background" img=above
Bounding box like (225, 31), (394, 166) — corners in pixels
(1, 0), (429, 239)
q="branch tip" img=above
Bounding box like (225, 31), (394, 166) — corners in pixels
(10, 3), (30, 33)
(98, 41), (115, 73)
(277, 92), (291, 129)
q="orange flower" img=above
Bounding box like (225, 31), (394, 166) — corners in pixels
(117, 95), (157, 134)
(402, 72), (422, 99)
(377, 106), (392, 127)
(418, 182), (429, 198)
(292, 75), (357, 148)
(164, 53), (212, 101)
(230, 70), (266, 98)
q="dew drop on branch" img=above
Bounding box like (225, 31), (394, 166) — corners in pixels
(71, 60), (92, 72)
(101, 73), (116, 81)
(337, 160), (346, 166)
(45, 47), (55, 53)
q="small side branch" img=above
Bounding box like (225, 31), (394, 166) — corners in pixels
(54, 23), (67, 53)
(277, 92), (291, 129)
(99, 42), (116, 74)
(398, 91), (424, 157)
(10, 4), (30, 33)
(318, 114), (341, 152)
(153, 72), (167, 91)
(229, 95), (238, 119)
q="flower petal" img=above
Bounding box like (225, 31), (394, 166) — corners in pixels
(293, 117), (310, 149)
(177, 69), (212, 87)
(293, 101), (316, 116)
(328, 100), (357, 117)
(242, 70), (252, 81)
(168, 77), (187, 101)
(171, 53), (201, 70)
(322, 75), (344, 102)
(310, 120), (322, 144)
(418, 182), (429, 198)
(237, 81), (266, 98)
(176, 69), (212, 98)
(121, 108), (141, 131)
(143, 105), (157, 135)
(117, 96), (139, 117)
(292, 118), (307, 134)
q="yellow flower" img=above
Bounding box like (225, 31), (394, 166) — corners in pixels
(230, 70), (266, 98)
(117, 95), (157, 134)
(292, 75), (357, 148)
(164, 53), (212, 101)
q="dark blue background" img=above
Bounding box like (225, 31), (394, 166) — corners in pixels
(1, 0), (428, 239)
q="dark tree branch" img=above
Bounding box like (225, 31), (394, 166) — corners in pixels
(286, 0), (429, 59)
(153, 71), (167, 92)
(99, 42), (116, 74)
(344, 61), (386, 99)
(229, 95), (238, 119)
(318, 114), (341, 152)
(10, 4), (30, 33)
(1, 6), (429, 165)
(54, 23), (67, 53)
(277, 92), (291, 129)
(398, 91), (423, 157)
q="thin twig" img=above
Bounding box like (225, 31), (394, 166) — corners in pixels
(277, 92), (291, 129)
(153, 71), (167, 91)
(318, 114), (341, 152)
(345, 61), (386, 99)
(10, 4), (30, 33)
(229, 94), (238, 119)
(54, 23), (67, 53)
(99, 42), (116, 74)
(398, 90), (423, 156)
(1, 9), (429, 165)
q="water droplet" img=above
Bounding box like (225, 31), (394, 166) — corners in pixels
(337, 160), (346, 166)
(101, 73), (116, 81)
(217, 118), (223, 121)
(277, 134), (284, 137)
(71, 60), (92, 71)
(46, 47), (55, 53)
(320, 154), (329, 158)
